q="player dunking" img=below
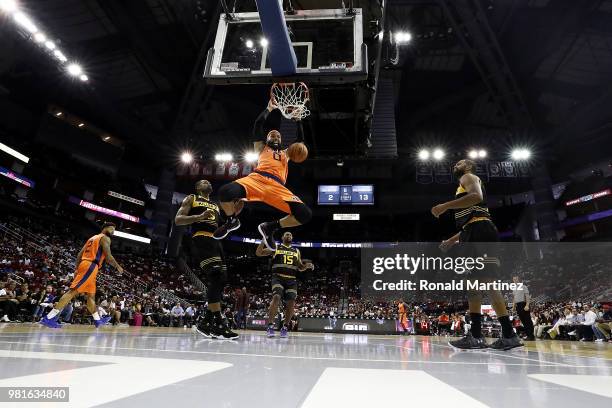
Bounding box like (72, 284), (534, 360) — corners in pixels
(40, 222), (124, 329)
(431, 159), (523, 350)
(175, 180), (238, 339)
(256, 231), (313, 338)
(213, 102), (312, 250)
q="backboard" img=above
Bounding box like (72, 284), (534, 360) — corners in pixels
(204, 9), (367, 85)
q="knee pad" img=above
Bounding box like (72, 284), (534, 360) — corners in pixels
(217, 182), (246, 203)
(271, 284), (284, 299)
(284, 289), (297, 301)
(290, 202), (312, 224)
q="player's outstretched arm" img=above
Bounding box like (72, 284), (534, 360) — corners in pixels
(255, 242), (274, 257)
(252, 104), (282, 153)
(101, 235), (123, 274)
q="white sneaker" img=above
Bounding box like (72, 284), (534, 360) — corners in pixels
(1, 315), (9, 322)
(568, 330), (577, 336)
(595, 338), (604, 343)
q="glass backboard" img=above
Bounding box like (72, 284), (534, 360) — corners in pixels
(204, 9), (367, 84)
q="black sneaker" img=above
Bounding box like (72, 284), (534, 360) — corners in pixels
(448, 333), (488, 350)
(258, 222), (277, 250)
(195, 318), (213, 338)
(211, 322), (239, 340)
(488, 335), (524, 351)
(213, 217), (241, 240)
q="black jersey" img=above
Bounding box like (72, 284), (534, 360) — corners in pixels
(271, 244), (301, 278)
(454, 177), (491, 229)
(187, 194), (221, 237)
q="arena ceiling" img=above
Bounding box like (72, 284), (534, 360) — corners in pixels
(0, 0), (611, 173)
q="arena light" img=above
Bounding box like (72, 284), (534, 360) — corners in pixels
(180, 152), (193, 164)
(55, 111), (62, 117)
(0, 0), (18, 13)
(114, 230), (151, 244)
(394, 31), (412, 44)
(33, 32), (46, 43)
(260, 37), (269, 47)
(0, 141), (29, 163)
(418, 149), (430, 161)
(77, 122), (84, 127)
(53, 49), (67, 63)
(215, 152), (233, 162)
(432, 148), (445, 161)
(13, 11), (37, 33)
(67, 63), (82, 76)
(3, 4), (90, 83)
(511, 148), (531, 161)
(245, 39), (254, 48)
(468, 149), (487, 159)
(244, 152), (259, 163)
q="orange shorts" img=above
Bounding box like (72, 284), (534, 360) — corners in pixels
(70, 261), (99, 294)
(235, 173), (302, 214)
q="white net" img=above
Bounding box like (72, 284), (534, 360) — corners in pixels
(270, 82), (310, 120)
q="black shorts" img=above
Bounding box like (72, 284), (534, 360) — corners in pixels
(271, 275), (298, 301)
(459, 219), (499, 243)
(457, 220), (500, 280)
(192, 236), (224, 271)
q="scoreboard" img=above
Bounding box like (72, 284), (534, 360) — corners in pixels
(318, 185), (374, 205)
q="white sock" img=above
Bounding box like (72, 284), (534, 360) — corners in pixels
(46, 309), (60, 319)
(92, 312), (100, 321)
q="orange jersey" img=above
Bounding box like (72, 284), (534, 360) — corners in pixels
(254, 146), (288, 184)
(80, 233), (107, 267)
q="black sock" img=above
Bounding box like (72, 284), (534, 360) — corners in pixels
(470, 313), (482, 338)
(213, 311), (222, 325)
(498, 315), (514, 338)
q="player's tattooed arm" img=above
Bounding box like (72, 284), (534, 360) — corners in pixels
(252, 104), (281, 152)
(253, 140), (265, 153)
(101, 235), (124, 274)
(255, 242), (274, 257)
(431, 173), (483, 217)
(174, 195), (212, 226)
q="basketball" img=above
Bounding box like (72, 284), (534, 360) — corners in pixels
(287, 142), (308, 162)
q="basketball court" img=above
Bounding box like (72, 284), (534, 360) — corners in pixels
(0, 325), (611, 407)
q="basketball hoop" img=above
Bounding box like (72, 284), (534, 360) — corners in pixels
(270, 82), (310, 120)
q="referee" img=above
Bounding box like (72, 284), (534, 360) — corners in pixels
(512, 275), (535, 341)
